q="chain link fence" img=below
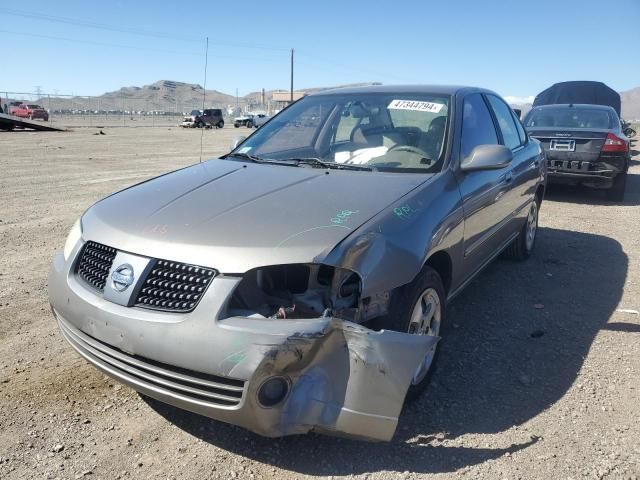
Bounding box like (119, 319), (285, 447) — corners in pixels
(1, 91), (253, 128)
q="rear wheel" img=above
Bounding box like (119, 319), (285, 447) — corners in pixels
(505, 196), (539, 260)
(217, 120), (224, 129)
(606, 172), (627, 202)
(376, 266), (444, 401)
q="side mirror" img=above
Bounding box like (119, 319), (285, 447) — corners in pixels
(460, 144), (513, 171)
(230, 136), (247, 151)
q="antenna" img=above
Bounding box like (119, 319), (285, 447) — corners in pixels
(199, 36), (209, 163)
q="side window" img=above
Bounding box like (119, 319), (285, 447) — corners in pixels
(511, 109), (527, 145)
(486, 95), (522, 150)
(460, 93), (498, 159)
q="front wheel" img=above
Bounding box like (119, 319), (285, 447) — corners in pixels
(246, 121), (253, 128)
(196, 121), (204, 128)
(375, 266), (444, 401)
(505, 195), (539, 260)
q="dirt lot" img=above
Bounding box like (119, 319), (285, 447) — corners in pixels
(1, 126), (639, 480)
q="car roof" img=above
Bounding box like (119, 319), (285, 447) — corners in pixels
(531, 103), (615, 111)
(309, 84), (495, 97)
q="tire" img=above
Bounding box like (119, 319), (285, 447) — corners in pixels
(196, 121), (204, 128)
(375, 266), (445, 401)
(234, 123), (240, 128)
(246, 121), (253, 128)
(217, 121), (224, 129)
(504, 195), (539, 260)
(606, 172), (627, 202)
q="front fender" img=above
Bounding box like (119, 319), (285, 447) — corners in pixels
(321, 170), (464, 297)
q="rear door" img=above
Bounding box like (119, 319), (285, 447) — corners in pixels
(457, 93), (513, 275)
(485, 94), (540, 236)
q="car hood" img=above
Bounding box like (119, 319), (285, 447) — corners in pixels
(82, 159), (430, 273)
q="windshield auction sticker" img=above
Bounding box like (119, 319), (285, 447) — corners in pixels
(388, 99), (444, 113)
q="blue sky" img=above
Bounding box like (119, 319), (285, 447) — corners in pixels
(1, 0), (639, 99)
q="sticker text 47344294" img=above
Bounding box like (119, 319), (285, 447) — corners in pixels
(387, 99), (444, 113)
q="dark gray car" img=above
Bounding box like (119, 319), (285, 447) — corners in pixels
(49, 85), (545, 441)
(524, 104), (630, 200)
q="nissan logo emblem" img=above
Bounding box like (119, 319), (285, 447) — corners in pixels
(111, 264), (134, 292)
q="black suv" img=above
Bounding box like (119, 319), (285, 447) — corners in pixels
(185, 109), (224, 129)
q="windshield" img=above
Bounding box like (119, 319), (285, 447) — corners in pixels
(27, 105), (42, 109)
(525, 107), (612, 129)
(231, 92), (450, 172)
(190, 110), (201, 116)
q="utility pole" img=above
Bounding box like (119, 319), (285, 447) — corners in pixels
(290, 48), (294, 103)
(235, 88), (238, 111)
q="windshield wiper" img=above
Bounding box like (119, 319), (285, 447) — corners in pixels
(287, 157), (374, 171)
(230, 152), (300, 167)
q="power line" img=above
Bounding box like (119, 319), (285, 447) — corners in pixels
(296, 52), (412, 83)
(0, 7), (290, 52)
(0, 29), (283, 62)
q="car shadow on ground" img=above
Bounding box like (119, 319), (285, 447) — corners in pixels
(544, 172), (640, 206)
(144, 226), (626, 475)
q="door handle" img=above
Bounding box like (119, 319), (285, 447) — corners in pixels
(504, 172), (513, 183)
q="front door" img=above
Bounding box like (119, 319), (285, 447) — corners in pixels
(456, 93), (513, 276)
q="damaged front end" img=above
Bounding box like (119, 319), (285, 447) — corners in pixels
(214, 263), (439, 440)
(238, 317), (439, 441)
(50, 250), (439, 442)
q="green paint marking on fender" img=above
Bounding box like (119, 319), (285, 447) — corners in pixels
(330, 210), (359, 225)
(394, 204), (418, 219)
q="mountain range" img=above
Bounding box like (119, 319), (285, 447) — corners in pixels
(36, 80), (379, 114)
(13, 80), (640, 119)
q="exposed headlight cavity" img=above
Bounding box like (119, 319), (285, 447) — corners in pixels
(223, 264), (362, 321)
(63, 218), (83, 262)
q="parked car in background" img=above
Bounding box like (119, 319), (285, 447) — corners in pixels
(233, 112), (255, 128)
(524, 104), (629, 201)
(181, 109), (224, 128)
(251, 113), (271, 128)
(49, 85), (545, 442)
(12, 104), (49, 121)
(8, 101), (24, 116)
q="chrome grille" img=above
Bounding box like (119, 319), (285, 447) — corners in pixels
(57, 314), (245, 407)
(135, 260), (215, 312)
(77, 241), (117, 291)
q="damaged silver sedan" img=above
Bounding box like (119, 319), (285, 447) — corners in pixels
(49, 85), (546, 441)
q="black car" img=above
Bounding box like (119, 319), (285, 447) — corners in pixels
(524, 104), (630, 201)
(184, 108), (224, 129)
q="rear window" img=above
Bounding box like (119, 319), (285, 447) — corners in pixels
(525, 107), (612, 129)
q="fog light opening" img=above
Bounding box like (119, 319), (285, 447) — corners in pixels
(257, 376), (290, 408)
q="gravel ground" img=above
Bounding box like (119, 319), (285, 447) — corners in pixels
(1, 126), (639, 480)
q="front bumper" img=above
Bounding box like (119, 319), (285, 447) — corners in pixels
(49, 251), (436, 441)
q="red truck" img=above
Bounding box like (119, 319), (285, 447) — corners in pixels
(11, 103), (49, 121)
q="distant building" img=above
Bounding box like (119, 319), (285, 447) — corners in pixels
(271, 91), (306, 110)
